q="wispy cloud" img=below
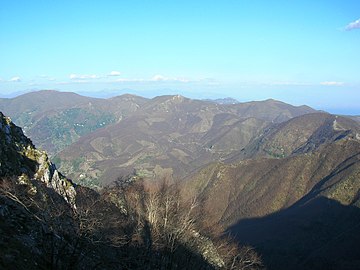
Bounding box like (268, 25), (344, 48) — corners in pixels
(320, 81), (344, 86)
(113, 74), (191, 83)
(152, 74), (167, 81)
(10, 76), (21, 82)
(69, 74), (100, 79)
(108, 71), (121, 76)
(151, 74), (190, 82)
(55, 73), (199, 85)
(345, 18), (360, 31)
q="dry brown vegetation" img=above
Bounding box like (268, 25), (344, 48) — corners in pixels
(0, 175), (263, 269)
(100, 177), (264, 269)
(53, 93), (315, 186)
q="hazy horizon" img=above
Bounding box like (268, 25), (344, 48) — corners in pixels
(1, 1), (359, 114)
(1, 88), (359, 116)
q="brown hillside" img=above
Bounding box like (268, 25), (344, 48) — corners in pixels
(0, 90), (148, 155)
(55, 95), (314, 187)
(229, 112), (360, 161)
(181, 136), (360, 267)
(183, 138), (360, 227)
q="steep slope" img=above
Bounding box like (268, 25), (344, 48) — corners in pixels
(0, 111), (81, 268)
(182, 116), (360, 269)
(55, 95), (313, 187)
(184, 139), (360, 225)
(230, 112), (360, 160)
(229, 196), (360, 270)
(0, 90), (148, 155)
(0, 111), (76, 206)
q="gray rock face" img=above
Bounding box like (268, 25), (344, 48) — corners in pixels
(0, 111), (76, 209)
(35, 152), (77, 208)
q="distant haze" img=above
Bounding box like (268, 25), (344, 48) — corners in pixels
(0, 89), (358, 116)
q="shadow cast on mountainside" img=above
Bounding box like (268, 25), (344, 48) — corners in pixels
(293, 152), (360, 208)
(0, 149), (38, 179)
(0, 181), (217, 270)
(227, 197), (360, 270)
(74, 186), (218, 270)
(88, 243), (218, 270)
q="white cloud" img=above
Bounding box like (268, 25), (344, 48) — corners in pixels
(174, 77), (190, 83)
(151, 74), (190, 82)
(10, 76), (21, 82)
(108, 71), (121, 76)
(114, 75), (192, 83)
(345, 18), (360, 31)
(320, 81), (344, 86)
(69, 74), (100, 79)
(57, 74), (196, 84)
(152, 74), (167, 81)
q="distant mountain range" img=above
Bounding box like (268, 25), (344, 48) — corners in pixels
(1, 90), (360, 269)
(56, 95), (316, 187)
(0, 90), (148, 155)
(1, 90), (315, 187)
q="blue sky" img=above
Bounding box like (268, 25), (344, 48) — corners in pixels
(0, 0), (359, 114)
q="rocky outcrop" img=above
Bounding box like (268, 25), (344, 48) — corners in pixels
(0, 111), (76, 208)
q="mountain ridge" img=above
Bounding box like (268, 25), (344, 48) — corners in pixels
(180, 118), (360, 269)
(0, 90), (148, 155)
(50, 92), (316, 187)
